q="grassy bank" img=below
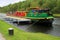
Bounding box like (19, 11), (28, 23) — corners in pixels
(53, 14), (60, 17)
(0, 20), (60, 40)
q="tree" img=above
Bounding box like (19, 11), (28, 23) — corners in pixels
(0, 0), (60, 14)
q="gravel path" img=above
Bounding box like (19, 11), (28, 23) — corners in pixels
(0, 33), (5, 40)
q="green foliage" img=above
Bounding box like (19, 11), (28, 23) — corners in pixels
(0, 0), (60, 14)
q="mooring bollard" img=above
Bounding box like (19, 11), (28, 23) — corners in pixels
(8, 28), (14, 35)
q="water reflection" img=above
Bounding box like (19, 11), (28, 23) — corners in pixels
(26, 22), (53, 34)
(4, 17), (60, 36)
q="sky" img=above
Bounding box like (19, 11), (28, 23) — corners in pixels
(0, 0), (25, 7)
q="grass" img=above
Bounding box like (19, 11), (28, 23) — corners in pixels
(0, 20), (60, 40)
(53, 14), (60, 17)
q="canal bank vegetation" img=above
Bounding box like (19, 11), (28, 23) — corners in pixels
(0, 20), (60, 40)
(0, 0), (60, 15)
(53, 14), (60, 17)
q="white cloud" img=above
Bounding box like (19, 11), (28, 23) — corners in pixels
(0, 0), (25, 7)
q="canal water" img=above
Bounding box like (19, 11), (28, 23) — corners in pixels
(0, 13), (60, 37)
(5, 18), (60, 37)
